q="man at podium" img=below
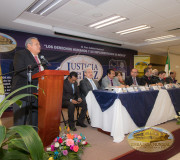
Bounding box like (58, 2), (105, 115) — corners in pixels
(62, 71), (87, 131)
(11, 37), (47, 129)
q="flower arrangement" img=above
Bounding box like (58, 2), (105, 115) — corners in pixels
(175, 112), (180, 125)
(46, 127), (90, 160)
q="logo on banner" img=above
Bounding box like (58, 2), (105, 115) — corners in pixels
(127, 127), (174, 153)
(59, 55), (103, 82)
(0, 33), (17, 52)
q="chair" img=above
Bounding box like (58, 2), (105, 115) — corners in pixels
(61, 105), (90, 126)
(60, 106), (80, 126)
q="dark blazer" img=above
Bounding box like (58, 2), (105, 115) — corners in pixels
(11, 49), (47, 101)
(140, 75), (155, 86)
(153, 77), (165, 85)
(79, 78), (100, 100)
(62, 78), (81, 102)
(165, 76), (177, 84)
(125, 76), (141, 86)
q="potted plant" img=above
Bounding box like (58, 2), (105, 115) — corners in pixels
(0, 85), (46, 160)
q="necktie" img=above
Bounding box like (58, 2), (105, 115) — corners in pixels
(72, 84), (75, 94)
(133, 77), (136, 85)
(34, 56), (41, 72)
(90, 79), (97, 90)
(110, 79), (113, 86)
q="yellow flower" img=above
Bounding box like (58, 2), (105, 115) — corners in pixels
(48, 157), (54, 160)
(175, 115), (178, 119)
(59, 126), (61, 132)
(67, 127), (70, 132)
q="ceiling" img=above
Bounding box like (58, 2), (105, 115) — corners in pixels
(1, 0), (180, 55)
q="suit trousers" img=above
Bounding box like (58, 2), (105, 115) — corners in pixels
(62, 100), (87, 127)
(13, 99), (38, 131)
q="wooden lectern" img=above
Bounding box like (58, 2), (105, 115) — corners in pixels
(32, 70), (69, 147)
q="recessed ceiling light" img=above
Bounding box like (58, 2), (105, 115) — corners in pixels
(27, 0), (70, 16)
(116, 25), (151, 35)
(89, 15), (127, 29)
(145, 35), (176, 42)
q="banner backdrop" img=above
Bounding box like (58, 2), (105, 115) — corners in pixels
(0, 29), (137, 96)
(134, 55), (150, 77)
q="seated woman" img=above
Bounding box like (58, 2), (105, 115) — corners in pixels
(115, 71), (125, 85)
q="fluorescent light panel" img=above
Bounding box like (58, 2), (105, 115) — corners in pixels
(147, 38), (178, 44)
(29, 0), (47, 13)
(145, 35), (176, 42)
(116, 25), (151, 35)
(27, 0), (70, 16)
(39, 0), (63, 15)
(89, 15), (127, 29)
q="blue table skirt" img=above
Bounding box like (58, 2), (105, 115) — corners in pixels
(92, 89), (179, 127)
(167, 88), (180, 113)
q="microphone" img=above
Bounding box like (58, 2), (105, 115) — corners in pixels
(40, 55), (51, 66)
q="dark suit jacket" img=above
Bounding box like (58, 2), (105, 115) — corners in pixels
(165, 76), (177, 84)
(79, 78), (100, 100)
(11, 49), (47, 101)
(125, 76), (141, 86)
(140, 75), (156, 86)
(62, 78), (81, 102)
(153, 77), (165, 85)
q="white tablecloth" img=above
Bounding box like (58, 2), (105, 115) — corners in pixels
(86, 89), (176, 143)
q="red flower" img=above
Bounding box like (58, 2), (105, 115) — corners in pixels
(58, 138), (63, 144)
(73, 145), (79, 152)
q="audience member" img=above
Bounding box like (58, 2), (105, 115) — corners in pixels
(165, 71), (177, 84)
(80, 67), (100, 101)
(115, 71), (125, 85)
(151, 69), (159, 81)
(154, 70), (166, 86)
(62, 71), (87, 131)
(140, 68), (155, 86)
(125, 68), (141, 86)
(101, 69), (121, 89)
(148, 63), (153, 69)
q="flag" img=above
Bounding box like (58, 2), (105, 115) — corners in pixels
(165, 54), (170, 77)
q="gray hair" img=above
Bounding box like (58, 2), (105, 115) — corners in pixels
(84, 67), (92, 73)
(25, 37), (38, 48)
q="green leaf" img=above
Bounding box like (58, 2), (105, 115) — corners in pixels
(0, 149), (30, 160)
(15, 100), (22, 108)
(9, 138), (29, 153)
(9, 125), (44, 160)
(0, 94), (35, 118)
(0, 85), (37, 107)
(0, 125), (6, 147)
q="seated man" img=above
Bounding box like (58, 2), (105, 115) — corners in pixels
(62, 71), (87, 131)
(101, 69), (121, 89)
(80, 67), (100, 101)
(140, 68), (155, 86)
(154, 70), (166, 85)
(165, 71), (177, 84)
(125, 68), (141, 86)
(151, 69), (159, 82)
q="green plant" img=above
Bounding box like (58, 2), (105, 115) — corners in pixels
(0, 85), (46, 160)
(175, 113), (180, 125)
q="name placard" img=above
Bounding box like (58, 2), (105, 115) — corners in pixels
(127, 87), (135, 92)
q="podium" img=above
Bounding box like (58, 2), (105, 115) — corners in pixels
(32, 70), (69, 147)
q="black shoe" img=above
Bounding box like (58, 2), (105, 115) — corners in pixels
(69, 126), (77, 131)
(76, 121), (87, 128)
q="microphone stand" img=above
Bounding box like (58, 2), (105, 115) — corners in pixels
(27, 65), (32, 125)
(0, 62), (45, 125)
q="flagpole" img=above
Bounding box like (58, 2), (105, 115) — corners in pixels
(165, 47), (170, 77)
